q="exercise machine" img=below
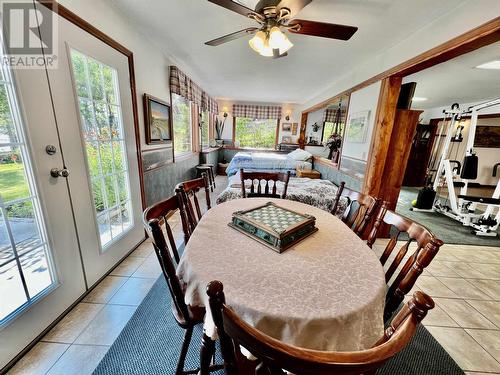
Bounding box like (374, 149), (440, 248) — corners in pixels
(414, 98), (500, 237)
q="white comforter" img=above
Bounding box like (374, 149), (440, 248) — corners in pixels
(226, 151), (312, 176)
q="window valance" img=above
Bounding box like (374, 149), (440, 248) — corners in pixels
(169, 66), (218, 113)
(323, 107), (347, 123)
(232, 104), (282, 120)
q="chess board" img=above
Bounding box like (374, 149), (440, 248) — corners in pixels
(229, 202), (318, 253)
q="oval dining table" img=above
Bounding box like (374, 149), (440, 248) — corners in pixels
(176, 197), (387, 368)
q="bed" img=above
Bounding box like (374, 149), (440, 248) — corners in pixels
(217, 173), (348, 215)
(225, 151), (313, 177)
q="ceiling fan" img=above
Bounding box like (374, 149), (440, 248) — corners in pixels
(205, 0), (358, 58)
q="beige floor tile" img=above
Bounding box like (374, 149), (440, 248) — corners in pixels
(43, 303), (104, 344)
(469, 279), (500, 300)
(131, 240), (154, 258)
(466, 300), (500, 328)
(109, 256), (145, 277)
(109, 277), (156, 306)
(464, 373), (500, 375)
(466, 329), (500, 363)
(426, 326), (500, 372)
(415, 275), (459, 298)
(74, 305), (136, 346)
(83, 276), (128, 304)
(435, 250), (461, 262)
(131, 254), (162, 279)
(435, 298), (497, 329)
(426, 261), (462, 277)
(437, 277), (492, 300)
(45, 344), (109, 375)
(439, 261), (485, 279)
(422, 303), (459, 327)
(468, 263), (500, 280)
(8, 342), (68, 375)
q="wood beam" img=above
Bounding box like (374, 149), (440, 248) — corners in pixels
(363, 76), (402, 198)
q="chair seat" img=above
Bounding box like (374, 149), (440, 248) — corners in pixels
(171, 301), (206, 327)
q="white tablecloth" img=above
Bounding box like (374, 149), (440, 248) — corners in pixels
(176, 198), (386, 351)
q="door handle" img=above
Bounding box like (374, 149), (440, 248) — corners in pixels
(50, 168), (70, 178)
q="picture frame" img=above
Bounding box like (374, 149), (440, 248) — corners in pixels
(144, 94), (172, 144)
(281, 135), (292, 143)
(474, 126), (500, 148)
(346, 110), (370, 143)
(282, 122), (292, 132)
(291, 123), (298, 135)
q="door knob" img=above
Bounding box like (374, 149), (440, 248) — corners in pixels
(50, 168), (70, 178)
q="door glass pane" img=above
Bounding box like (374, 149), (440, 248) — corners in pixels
(70, 50), (133, 249)
(0, 146), (30, 202)
(0, 52), (55, 326)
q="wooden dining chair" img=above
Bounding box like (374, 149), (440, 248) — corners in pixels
(175, 173), (211, 242)
(143, 196), (222, 375)
(331, 181), (379, 237)
(206, 280), (434, 375)
(367, 202), (444, 321)
(240, 169), (291, 199)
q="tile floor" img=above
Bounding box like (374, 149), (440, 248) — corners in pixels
(7, 176), (500, 374)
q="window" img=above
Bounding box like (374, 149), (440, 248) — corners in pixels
(0, 50), (56, 324)
(234, 117), (278, 149)
(322, 121), (345, 142)
(200, 110), (209, 149)
(70, 50), (133, 250)
(172, 93), (192, 155)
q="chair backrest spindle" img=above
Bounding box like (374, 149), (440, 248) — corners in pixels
(367, 202), (443, 320)
(240, 169), (291, 199)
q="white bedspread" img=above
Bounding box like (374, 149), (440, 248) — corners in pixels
(226, 151), (312, 176)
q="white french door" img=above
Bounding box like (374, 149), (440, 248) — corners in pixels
(42, 9), (144, 286)
(0, 2), (144, 369)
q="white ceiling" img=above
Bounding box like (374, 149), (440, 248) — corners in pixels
(110, 0), (469, 104)
(404, 41), (500, 109)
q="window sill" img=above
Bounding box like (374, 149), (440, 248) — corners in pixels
(313, 156), (339, 168)
(201, 147), (221, 154)
(174, 151), (198, 162)
(222, 146), (281, 152)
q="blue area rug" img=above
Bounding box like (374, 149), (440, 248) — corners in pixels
(93, 277), (464, 375)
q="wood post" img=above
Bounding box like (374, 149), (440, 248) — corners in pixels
(363, 76), (402, 198)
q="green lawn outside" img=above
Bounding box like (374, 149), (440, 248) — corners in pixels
(0, 163), (29, 203)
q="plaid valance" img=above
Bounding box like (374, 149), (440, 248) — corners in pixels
(323, 107), (347, 123)
(169, 66), (218, 113)
(232, 104), (282, 120)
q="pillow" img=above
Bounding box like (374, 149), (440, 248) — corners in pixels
(287, 149), (313, 161)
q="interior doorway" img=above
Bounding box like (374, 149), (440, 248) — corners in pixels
(396, 41), (500, 246)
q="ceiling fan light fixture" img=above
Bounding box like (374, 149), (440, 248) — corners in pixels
(249, 30), (267, 53)
(258, 39), (274, 57)
(269, 26), (293, 54)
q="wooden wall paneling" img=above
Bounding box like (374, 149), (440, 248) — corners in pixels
(380, 109), (423, 211)
(299, 112), (308, 149)
(362, 76), (402, 199)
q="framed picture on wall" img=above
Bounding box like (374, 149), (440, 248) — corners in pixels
(281, 135), (292, 143)
(291, 123), (298, 135)
(282, 122), (292, 132)
(474, 126), (500, 148)
(346, 110), (370, 143)
(144, 94), (172, 144)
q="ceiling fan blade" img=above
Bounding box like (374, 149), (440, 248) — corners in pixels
(205, 27), (259, 46)
(276, 0), (312, 18)
(288, 19), (358, 40)
(207, 0), (263, 20)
